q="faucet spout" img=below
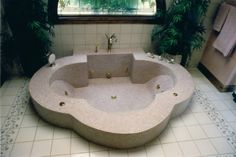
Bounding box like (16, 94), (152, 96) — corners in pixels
(105, 33), (117, 53)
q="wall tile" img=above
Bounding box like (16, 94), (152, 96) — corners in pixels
(60, 25), (73, 34)
(132, 24), (143, 34)
(85, 34), (97, 45)
(97, 24), (109, 34)
(53, 25), (61, 35)
(109, 24), (121, 34)
(73, 24), (85, 34)
(143, 24), (154, 34)
(61, 35), (74, 45)
(121, 24), (132, 34)
(85, 24), (97, 34)
(74, 34), (86, 45)
(131, 34), (142, 44)
(53, 24), (153, 57)
(142, 34), (151, 44)
(120, 34), (131, 44)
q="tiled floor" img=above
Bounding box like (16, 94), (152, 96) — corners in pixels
(1, 69), (236, 157)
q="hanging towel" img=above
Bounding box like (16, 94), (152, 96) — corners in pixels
(213, 6), (236, 57)
(213, 2), (231, 32)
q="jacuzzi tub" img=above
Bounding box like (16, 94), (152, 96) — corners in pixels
(29, 49), (194, 148)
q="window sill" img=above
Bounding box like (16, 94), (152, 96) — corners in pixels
(56, 15), (162, 24)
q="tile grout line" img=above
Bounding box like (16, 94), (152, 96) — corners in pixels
(195, 89), (236, 153)
(49, 127), (55, 156)
(4, 80), (30, 157)
(29, 115), (40, 157)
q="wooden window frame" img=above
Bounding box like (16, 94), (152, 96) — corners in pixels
(48, 0), (166, 24)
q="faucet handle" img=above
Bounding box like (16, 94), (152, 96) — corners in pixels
(105, 33), (109, 39)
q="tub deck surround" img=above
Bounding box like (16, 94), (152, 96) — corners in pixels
(29, 48), (194, 148)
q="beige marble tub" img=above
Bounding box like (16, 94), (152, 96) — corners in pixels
(29, 49), (194, 148)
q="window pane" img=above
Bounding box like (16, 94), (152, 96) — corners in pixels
(58, 0), (157, 16)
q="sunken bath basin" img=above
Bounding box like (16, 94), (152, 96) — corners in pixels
(29, 49), (194, 148)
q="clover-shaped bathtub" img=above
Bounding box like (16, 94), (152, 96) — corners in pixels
(29, 49), (194, 148)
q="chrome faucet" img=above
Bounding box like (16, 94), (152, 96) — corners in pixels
(105, 33), (117, 53)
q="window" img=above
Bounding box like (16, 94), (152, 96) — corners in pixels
(49, 0), (166, 24)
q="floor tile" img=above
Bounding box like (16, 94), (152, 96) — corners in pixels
(1, 96), (15, 106)
(159, 128), (176, 144)
(146, 144), (165, 157)
(198, 84), (214, 92)
(51, 138), (70, 156)
(229, 122), (236, 131)
(21, 115), (39, 127)
(128, 147), (147, 157)
(53, 127), (71, 139)
(71, 131), (80, 138)
(179, 141), (201, 157)
(1, 143), (13, 157)
(16, 127), (37, 142)
(90, 151), (109, 157)
(181, 114), (198, 126)
(71, 137), (89, 154)
(0, 106), (11, 117)
(1, 128), (19, 144)
(170, 117), (185, 127)
(109, 149), (128, 157)
(37, 119), (51, 126)
(162, 143), (183, 157)
(89, 142), (107, 152)
(10, 142), (33, 157)
(220, 111), (236, 122)
(172, 127), (192, 141)
(35, 126), (54, 140)
(187, 125), (207, 140)
(71, 153), (90, 157)
(195, 139), (217, 156)
(51, 155), (70, 157)
(194, 113), (212, 124)
(201, 124), (222, 138)
(7, 78), (25, 88)
(223, 99), (236, 110)
(25, 105), (36, 115)
(31, 140), (52, 157)
(189, 102), (204, 113)
(211, 100), (229, 111)
(210, 138), (234, 154)
(205, 91), (218, 101)
(2, 87), (19, 96)
(146, 136), (160, 146)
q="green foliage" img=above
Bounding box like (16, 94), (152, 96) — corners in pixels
(3, 0), (54, 77)
(62, 0), (137, 13)
(152, 0), (211, 66)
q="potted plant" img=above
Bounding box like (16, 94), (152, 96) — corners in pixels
(3, 0), (54, 77)
(152, 0), (211, 66)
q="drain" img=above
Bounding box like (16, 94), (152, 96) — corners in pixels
(173, 93), (178, 96)
(106, 72), (112, 79)
(65, 91), (68, 96)
(156, 84), (160, 89)
(111, 96), (117, 99)
(59, 102), (65, 106)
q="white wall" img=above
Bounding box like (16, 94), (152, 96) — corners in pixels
(51, 24), (154, 57)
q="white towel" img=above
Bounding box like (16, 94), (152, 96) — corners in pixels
(213, 2), (231, 32)
(213, 6), (236, 57)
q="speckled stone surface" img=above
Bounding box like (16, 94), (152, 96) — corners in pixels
(29, 48), (194, 148)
